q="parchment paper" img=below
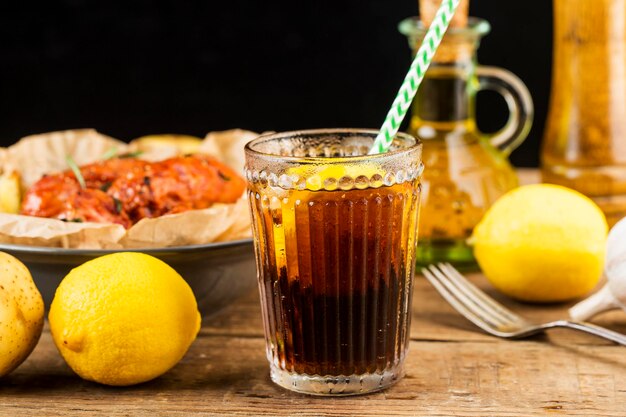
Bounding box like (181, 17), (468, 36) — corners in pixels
(0, 129), (256, 249)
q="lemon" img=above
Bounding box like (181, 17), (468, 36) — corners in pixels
(0, 252), (44, 376)
(0, 171), (21, 214)
(49, 252), (201, 386)
(287, 164), (381, 191)
(473, 184), (608, 303)
(132, 134), (203, 155)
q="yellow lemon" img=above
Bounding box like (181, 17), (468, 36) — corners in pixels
(132, 134), (203, 155)
(0, 171), (22, 214)
(287, 164), (381, 191)
(49, 252), (201, 386)
(473, 184), (608, 303)
(0, 252), (44, 376)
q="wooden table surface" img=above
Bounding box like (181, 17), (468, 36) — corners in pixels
(2, 171), (626, 416)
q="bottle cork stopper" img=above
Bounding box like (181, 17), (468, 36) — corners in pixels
(419, 0), (469, 28)
(418, 0), (471, 63)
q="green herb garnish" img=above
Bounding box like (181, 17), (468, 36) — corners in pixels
(113, 197), (123, 214)
(101, 147), (119, 160)
(66, 155), (86, 189)
(118, 151), (144, 159)
(101, 148), (144, 160)
(100, 181), (113, 192)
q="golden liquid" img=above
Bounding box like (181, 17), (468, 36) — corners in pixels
(409, 118), (518, 265)
(542, 0), (626, 226)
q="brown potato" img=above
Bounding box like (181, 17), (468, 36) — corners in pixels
(0, 251), (44, 377)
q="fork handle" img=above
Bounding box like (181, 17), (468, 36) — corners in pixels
(543, 320), (626, 346)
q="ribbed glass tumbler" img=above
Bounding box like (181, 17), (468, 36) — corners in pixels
(244, 129), (423, 395)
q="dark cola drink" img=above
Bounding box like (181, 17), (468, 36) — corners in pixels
(246, 129), (422, 395)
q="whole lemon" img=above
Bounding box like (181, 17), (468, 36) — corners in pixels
(132, 134), (203, 155)
(473, 184), (608, 303)
(0, 252), (44, 376)
(49, 252), (201, 386)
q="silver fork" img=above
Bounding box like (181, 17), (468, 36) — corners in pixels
(423, 263), (626, 345)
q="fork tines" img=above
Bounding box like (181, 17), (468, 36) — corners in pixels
(422, 263), (527, 335)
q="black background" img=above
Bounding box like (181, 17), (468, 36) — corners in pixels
(0, 1), (552, 166)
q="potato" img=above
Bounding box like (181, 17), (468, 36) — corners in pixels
(0, 171), (21, 214)
(131, 134), (203, 155)
(0, 252), (44, 377)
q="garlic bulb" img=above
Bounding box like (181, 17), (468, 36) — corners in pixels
(570, 217), (626, 320)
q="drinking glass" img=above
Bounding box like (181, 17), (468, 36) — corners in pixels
(244, 129), (423, 395)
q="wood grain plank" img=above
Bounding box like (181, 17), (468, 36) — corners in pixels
(4, 276), (626, 416)
(2, 331), (626, 416)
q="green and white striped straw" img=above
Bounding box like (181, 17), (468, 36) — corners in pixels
(369, 0), (462, 154)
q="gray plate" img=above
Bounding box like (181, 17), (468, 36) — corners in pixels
(0, 239), (258, 317)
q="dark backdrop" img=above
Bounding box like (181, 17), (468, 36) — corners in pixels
(0, 1), (551, 166)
